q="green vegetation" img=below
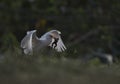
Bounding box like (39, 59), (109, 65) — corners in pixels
(0, 51), (120, 84)
(0, 0), (120, 84)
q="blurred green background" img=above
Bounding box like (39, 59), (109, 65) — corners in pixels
(0, 0), (120, 84)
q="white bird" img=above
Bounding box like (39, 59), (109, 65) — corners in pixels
(21, 30), (67, 55)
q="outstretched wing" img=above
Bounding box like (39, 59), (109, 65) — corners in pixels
(55, 35), (67, 52)
(21, 30), (36, 55)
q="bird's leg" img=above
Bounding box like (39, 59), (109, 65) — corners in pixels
(52, 38), (59, 48)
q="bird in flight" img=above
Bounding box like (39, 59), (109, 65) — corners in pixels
(21, 30), (66, 55)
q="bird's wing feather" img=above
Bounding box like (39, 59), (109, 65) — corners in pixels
(55, 35), (67, 52)
(21, 30), (36, 55)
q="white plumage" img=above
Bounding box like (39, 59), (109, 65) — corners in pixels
(21, 30), (66, 55)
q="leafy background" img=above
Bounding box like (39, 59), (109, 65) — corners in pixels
(0, 0), (120, 84)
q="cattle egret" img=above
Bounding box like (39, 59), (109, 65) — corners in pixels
(21, 30), (66, 55)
